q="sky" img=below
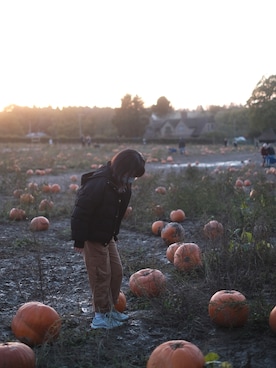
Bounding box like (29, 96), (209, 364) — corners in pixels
(0, 0), (275, 112)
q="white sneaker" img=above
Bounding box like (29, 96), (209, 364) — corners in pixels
(91, 313), (123, 329)
(109, 310), (129, 322)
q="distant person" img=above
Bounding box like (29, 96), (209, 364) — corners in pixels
(266, 143), (276, 165)
(260, 143), (269, 167)
(178, 138), (186, 155)
(86, 136), (92, 146)
(233, 140), (238, 148)
(80, 135), (86, 147)
(223, 138), (228, 147)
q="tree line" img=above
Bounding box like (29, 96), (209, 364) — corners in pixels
(0, 75), (275, 141)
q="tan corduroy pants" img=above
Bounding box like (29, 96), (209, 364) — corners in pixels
(84, 238), (123, 313)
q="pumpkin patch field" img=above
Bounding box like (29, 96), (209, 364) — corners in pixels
(0, 142), (276, 367)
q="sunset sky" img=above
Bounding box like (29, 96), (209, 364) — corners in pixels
(0, 0), (275, 111)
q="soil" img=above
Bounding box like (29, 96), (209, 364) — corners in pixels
(1, 148), (276, 368)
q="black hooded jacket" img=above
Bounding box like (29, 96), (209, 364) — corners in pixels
(71, 162), (131, 247)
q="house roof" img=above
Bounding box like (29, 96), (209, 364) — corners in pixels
(258, 128), (276, 143)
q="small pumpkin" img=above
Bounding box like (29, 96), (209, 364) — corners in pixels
(114, 291), (127, 313)
(169, 209), (186, 222)
(69, 183), (79, 192)
(50, 184), (61, 193)
(208, 290), (249, 328)
(0, 341), (36, 368)
(147, 339), (205, 368)
(161, 222), (185, 246)
(9, 207), (26, 221)
(166, 242), (182, 263)
(11, 301), (61, 346)
(129, 268), (166, 297)
(30, 216), (50, 231)
(38, 199), (54, 211)
(151, 220), (167, 236)
(269, 305), (276, 333)
(155, 186), (167, 194)
(20, 193), (35, 204)
(173, 243), (202, 272)
(203, 220), (224, 240)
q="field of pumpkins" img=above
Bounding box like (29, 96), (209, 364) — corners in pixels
(0, 142), (276, 367)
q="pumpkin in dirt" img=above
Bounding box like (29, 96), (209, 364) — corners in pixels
(20, 193), (35, 204)
(155, 186), (167, 194)
(50, 183), (61, 193)
(151, 220), (167, 236)
(173, 243), (202, 272)
(38, 199), (54, 211)
(9, 207), (26, 221)
(11, 301), (61, 346)
(161, 222), (185, 246)
(169, 209), (186, 222)
(269, 305), (276, 333)
(146, 339), (205, 368)
(129, 268), (166, 297)
(114, 291), (127, 313)
(0, 341), (36, 368)
(166, 242), (182, 263)
(208, 290), (249, 328)
(203, 220), (224, 240)
(30, 216), (50, 231)
(69, 183), (79, 192)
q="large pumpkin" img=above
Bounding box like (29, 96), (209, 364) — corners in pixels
(129, 268), (166, 297)
(0, 342), (35, 368)
(208, 290), (249, 328)
(147, 339), (205, 368)
(114, 290), (127, 313)
(173, 243), (202, 272)
(30, 216), (50, 231)
(161, 222), (185, 246)
(203, 220), (224, 240)
(269, 305), (276, 333)
(11, 301), (61, 346)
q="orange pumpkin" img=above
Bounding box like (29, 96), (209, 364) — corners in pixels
(203, 220), (224, 240)
(173, 243), (202, 272)
(166, 242), (182, 263)
(11, 301), (61, 346)
(0, 341), (35, 368)
(169, 209), (186, 222)
(129, 268), (166, 297)
(30, 216), (50, 231)
(114, 291), (127, 313)
(155, 186), (167, 194)
(9, 207), (26, 221)
(269, 305), (276, 333)
(13, 189), (24, 198)
(151, 220), (167, 236)
(147, 339), (205, 368)
(161, 222), (185, 246)
(208, 290), (249, 328)
(20, 193), (35, 204)
(51, 184), (61, 193)
(38, 199), (54, 211)
(69, 183), (79, 192)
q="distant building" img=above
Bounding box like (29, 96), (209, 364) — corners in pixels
(144, 110), (215, 139)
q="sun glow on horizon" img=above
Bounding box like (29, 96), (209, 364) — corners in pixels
(0, 0), (275, 113)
